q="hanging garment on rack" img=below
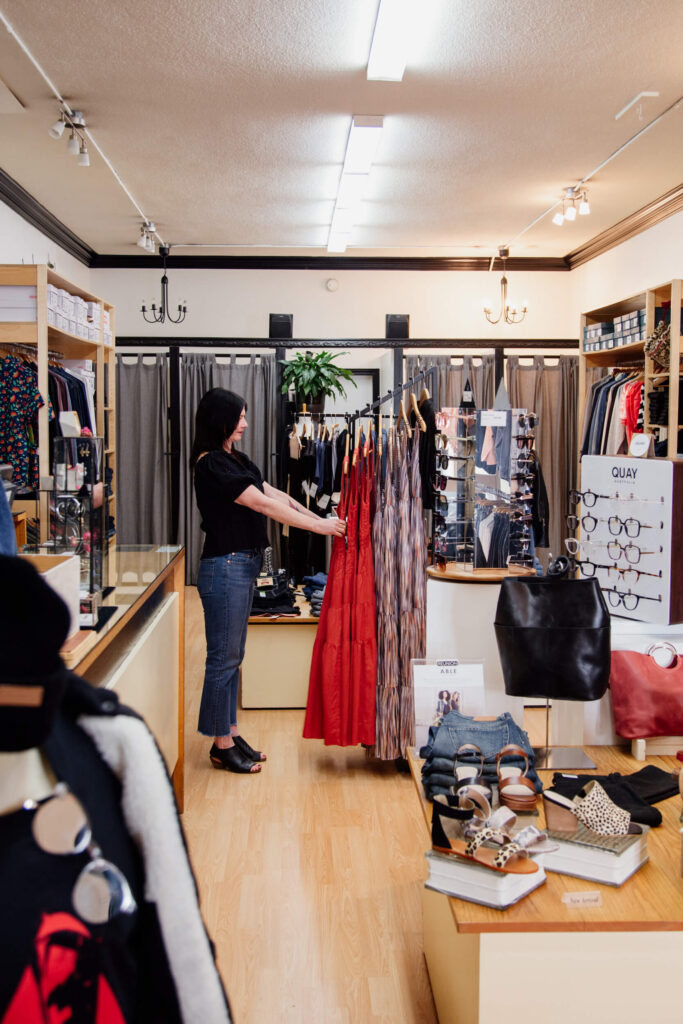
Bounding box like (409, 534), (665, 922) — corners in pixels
(374, 434), (400, 759)
(408, 425), (427, 672)
(410, 396), (437, 510)
(349, 449), (378, 745)
(303, 442), (377, 747)
(303, 453), (349, 742)
(0, 355), (49, 490)
(581, 372), (643, 456)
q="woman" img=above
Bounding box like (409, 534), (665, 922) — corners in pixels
(191, 388), (345, 774)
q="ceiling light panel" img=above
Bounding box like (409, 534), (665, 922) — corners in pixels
(342, 115), (384, 174)
(328, 115), (385, 253)
(367, 0), (413, 81)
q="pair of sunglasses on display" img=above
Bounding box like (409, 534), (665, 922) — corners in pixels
(24, 782), (137, 925)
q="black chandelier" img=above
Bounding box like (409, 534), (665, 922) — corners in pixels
(141, 245), (187, 324)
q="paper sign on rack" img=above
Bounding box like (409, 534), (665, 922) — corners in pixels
(412, 659), (486, 750)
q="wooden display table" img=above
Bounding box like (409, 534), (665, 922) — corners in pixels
(241, 592), (318, 708)
(409, 746), (683, 1022)
(60, 545), (185, 810)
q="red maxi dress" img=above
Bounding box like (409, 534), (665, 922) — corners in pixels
(348, 444), (377, 745)
(303, 440), (377, 746)
(303, 450), (350, 742)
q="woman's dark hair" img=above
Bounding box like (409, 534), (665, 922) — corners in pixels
(190, 388), (247, 468)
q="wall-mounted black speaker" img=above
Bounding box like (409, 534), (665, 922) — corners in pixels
(385, 314), (409, 339)
(269, 313), (293, 339)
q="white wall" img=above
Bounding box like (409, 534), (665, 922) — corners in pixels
(570, 210), (683, 315)
(92, 266), (575, 340)
(0, 201), (91, 290)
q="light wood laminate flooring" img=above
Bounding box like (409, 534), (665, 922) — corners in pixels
(182, 585), (438, 1024)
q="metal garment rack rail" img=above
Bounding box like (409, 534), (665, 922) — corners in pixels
(349, 367), (439, 434)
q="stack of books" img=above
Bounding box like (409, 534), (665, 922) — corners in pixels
(542, 823), (649, 886)
(425, 849), (546, 909)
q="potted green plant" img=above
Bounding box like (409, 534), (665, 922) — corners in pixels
(279, 350), (357, 413)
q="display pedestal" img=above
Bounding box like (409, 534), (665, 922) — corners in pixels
(533, 700), (596, 770)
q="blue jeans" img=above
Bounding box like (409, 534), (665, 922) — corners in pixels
(420, 709), (540, 799)
(197, 550), (263, 737)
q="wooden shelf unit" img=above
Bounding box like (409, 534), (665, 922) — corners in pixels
(579, 279), (682, 459)
(0, 264), (116, 543)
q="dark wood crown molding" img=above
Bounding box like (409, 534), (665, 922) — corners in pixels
(0, 167), (95, 267)
(566, 182), (683, 269)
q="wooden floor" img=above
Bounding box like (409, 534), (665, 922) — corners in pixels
(183, 585), (438, 1024)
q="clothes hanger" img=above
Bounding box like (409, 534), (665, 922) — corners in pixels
(377, 412), (383, 456)
(409, 391), (426, 431)
(398, 396), (413, 438)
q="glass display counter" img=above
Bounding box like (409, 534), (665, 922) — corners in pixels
(60, 544), (186, 810)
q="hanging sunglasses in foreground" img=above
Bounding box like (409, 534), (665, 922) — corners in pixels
(23, 782), (137, 925)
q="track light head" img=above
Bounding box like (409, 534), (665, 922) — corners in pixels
(579, 192), (591, 215)
(77, 141), (90, 167)
(66, 130), (79, 155)
(49, 113), (66, 139)
(564, 203), (577, 221)
(137, 229), (149, 250)
(552, 209), (564, 226)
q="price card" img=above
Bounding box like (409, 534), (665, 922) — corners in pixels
(480, 410), (508, 427)
(317, 494), (331, 510)
(561, 891), (603, 908)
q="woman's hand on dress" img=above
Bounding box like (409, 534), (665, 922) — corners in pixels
(318, 516), (346, 538)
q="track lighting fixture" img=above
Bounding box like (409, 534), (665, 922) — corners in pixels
(482, 248), (528, 326)
(553, 186), (590, 226)
(141, 245), (187, 324)
(48, 105), (91, 168)
(136, 222), (157, 254)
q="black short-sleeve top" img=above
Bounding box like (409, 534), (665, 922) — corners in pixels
(194, 449), (268, 558)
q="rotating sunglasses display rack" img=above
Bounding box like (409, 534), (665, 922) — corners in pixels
(432, 408), (476, 570)
(566, 454), (683, 625)
(507, 411), (538, 569)
(432, 408), (538, 571)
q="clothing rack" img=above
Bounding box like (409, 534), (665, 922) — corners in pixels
(350, 367), (438, 429)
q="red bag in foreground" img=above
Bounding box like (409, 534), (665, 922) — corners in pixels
(609, 645), (683, 739)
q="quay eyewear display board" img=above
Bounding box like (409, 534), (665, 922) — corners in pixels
(578, 455), (683, 625)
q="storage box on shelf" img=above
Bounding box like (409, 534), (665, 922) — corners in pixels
(0, 265), (116, 546)
(579, 279), (682, 459)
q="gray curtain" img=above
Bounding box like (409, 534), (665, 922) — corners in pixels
(507, 355), (579, 561)
(115, 355), (170, 544)
(405, 354), (495, 410)
(178, 353), (279, 584)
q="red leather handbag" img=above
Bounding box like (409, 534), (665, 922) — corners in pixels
(610, 643), (683, 739)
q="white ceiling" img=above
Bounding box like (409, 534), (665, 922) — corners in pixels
(0, 0), (682, 259)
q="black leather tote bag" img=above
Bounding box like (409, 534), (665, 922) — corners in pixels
(494, 577), (611, 701)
